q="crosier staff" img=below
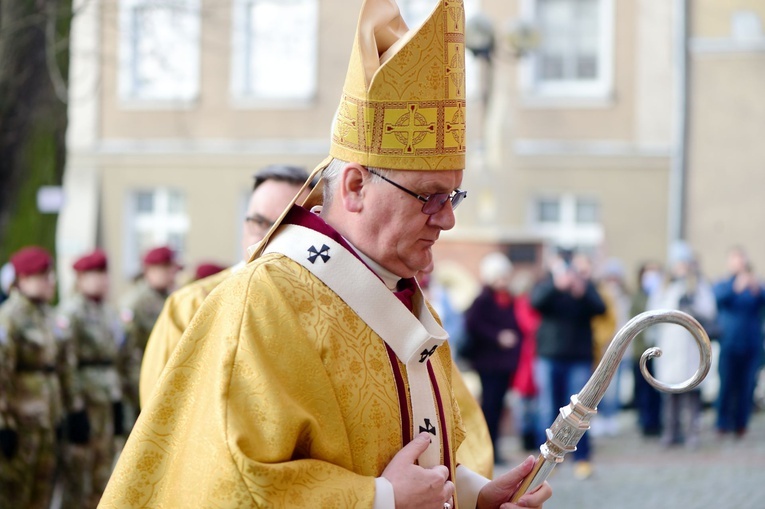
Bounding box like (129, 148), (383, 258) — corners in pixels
(510, 309), (712, 502)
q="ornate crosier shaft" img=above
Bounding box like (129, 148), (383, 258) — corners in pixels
(510, 309), (712, 502)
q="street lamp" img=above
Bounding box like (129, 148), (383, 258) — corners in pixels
(463, 12), (540, 226)
(466, 13), (540, 59)
(503, 19), (541, 59)
(465, 12), (495, 59)
(465, 13), (497, 133)
(465, 13), (540, 110)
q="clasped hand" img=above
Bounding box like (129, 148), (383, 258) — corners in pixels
(383, 433), (552, 509)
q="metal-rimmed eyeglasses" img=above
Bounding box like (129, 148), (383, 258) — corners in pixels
(367, 168), (467, 215)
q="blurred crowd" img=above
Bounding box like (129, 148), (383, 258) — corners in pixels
(440, 242), (765, 481)
(2, 220), (764, 507)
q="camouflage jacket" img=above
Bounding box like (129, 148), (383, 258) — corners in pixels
(57, 293), (123, 406)
(120, 281), (167, 355)
(0, 290), (72, 429)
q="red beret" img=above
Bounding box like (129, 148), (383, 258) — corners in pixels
(143, 246), (180, 267)
(10, 246), (53, 276)
(194, 262), (226, 280)
(73, 249), (108, 272)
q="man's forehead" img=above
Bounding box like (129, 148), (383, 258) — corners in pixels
(250, 180), (303, 203)
(248, 180), (306, 218)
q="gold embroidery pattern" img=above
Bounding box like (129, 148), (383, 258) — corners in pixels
(385, 103), (436, 153)
(335, 96), (465, 158)
(446, 103), (466, 148)
(331, 0), (466, 170)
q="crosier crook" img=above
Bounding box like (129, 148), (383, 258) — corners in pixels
(510, 309), (713, 502)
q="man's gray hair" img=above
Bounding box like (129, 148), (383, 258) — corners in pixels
(322, 158), (392, 208)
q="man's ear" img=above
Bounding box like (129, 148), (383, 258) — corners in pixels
(340, 162), (368, 213)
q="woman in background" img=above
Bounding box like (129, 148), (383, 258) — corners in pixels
(464, 252), (522, 465)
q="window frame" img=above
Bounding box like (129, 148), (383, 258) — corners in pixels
(124, 187), (190, 278)
(118, 0), (202, 107)
(528, 193), (603, 250)
(518, 0), (615, 103)
(229, 0), (319, 108)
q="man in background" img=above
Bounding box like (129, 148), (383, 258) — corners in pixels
(58, 249), (123, 508)
(0, 247), (74, 509)
(531, 248), (605, 480)
(713, 246), (765, 439)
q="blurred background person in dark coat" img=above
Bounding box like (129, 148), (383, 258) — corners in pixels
(463, 252), (522, 465)
(531, 248), (605, 479)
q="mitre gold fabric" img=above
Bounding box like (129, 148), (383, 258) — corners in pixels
(330, 0), (467, 171)
(247, 0), (467, 261)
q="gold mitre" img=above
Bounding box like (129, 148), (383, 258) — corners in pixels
(331, 0), (467, 171)
(247, 0), (466, 261)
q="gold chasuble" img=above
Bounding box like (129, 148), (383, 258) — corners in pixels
(100, 208), (469, 508)
(139, 267), (234, 406)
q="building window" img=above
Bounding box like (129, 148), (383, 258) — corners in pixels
(520, 0), (614, 99)
(231, 0), (318, 104)
(118, 0), (201, 103)
(536, 198), (561, 223)
(530, 194), (603, 250)
(507, 243), (540, 264)
(126, 188), (190, 277)
(575, 198), (600, 224)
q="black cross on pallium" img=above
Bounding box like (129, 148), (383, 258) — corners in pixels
(419, 345), (437, 363)
(307, 244), (331, 264)
(419, 418), (437, 436)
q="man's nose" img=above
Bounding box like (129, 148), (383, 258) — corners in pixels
(427, 202), (456, 230)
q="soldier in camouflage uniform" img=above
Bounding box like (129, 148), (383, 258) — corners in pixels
(119, 246), (179, 425)
(0, 246), (78, 509)
(58, 249), (123, 508)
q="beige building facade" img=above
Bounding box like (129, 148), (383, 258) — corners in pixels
(62, 0), (360, 297)
(59, 0), (764, 300)
(438, 0), (676, 286)
(685, 0), (765, 280)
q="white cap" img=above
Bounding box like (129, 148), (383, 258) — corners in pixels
(479, 252), (513, 286)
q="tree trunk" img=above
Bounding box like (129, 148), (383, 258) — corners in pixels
(0, 0), (72, 263)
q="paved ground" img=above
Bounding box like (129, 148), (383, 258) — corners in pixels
(495, 408), (765, 509)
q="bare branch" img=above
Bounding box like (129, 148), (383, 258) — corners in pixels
(45, 0), (69, 103)
(0, 13), (46, 39)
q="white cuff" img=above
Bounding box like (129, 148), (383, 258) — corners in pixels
(373, 477), (395, 509)
(456, 464), (490, 509)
